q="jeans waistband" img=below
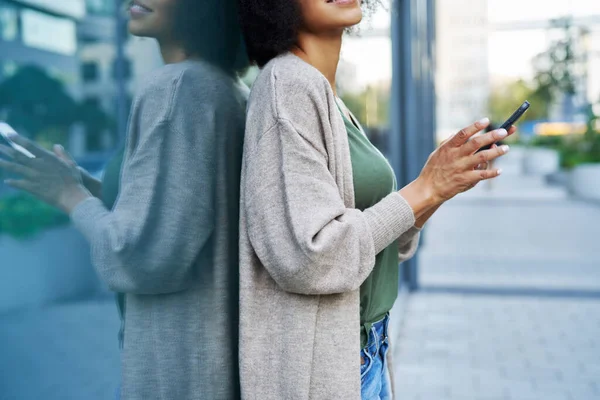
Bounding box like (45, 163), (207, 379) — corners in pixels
(364, 313), (390, 350)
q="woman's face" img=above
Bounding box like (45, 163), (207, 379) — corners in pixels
(127, 0), (179, 40)
(299, 0), (363, 34)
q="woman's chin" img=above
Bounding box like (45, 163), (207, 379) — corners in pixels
(128, 20), (152, 38)
(339, 10), (364, 28)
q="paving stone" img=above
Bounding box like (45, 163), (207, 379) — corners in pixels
(391, 173), (600, 400)
(0, 301), (120, 400)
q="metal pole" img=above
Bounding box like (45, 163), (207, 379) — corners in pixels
(390, 0), (436, 292)
(391, 0), (416, 291)
(404, 0), (420, 292)
(389, 0), (403, 183)
(427, 0), (437, 155)
(114, 0), (128, 147)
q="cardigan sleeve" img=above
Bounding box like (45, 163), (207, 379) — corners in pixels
(244, 118), (416, 296)
(71, 69), (217, 295)
(397, 226), (421, 262)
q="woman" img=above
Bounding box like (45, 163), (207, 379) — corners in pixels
(237, 1), (514, 399)
(0, 0), (248, 398)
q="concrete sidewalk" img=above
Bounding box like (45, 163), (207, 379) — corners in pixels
(392, 293), (600, 400)
(391, 160), (600, 399)
(0, 300), (120, 400)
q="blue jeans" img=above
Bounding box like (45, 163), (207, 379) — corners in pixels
(360, 314), (392, 400)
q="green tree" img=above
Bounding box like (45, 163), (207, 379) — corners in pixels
(490, 18), (585, 126)
(0, 65), (115, 151)
(489, 79), (548, 123)
(340, 85), (390, 128)
(0, 193), (69, 239)
(0, 65), (117, 239)
(0, 66), (78, 142)
(531, 17), (586, 116)
(584, 101), (599, 142)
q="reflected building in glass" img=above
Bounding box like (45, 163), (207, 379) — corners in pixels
(0, 0), (82, 82)
(0, 0), (162, 163)
(79, 0), (162, 155)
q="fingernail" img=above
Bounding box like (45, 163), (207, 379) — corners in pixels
(501, 145), (510, 153)
(478, 117), (490, 126)
(497, 169), (503, 176)
(497, 129), (508, 138)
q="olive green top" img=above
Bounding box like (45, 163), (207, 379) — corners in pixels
(337, 104), (399, 349)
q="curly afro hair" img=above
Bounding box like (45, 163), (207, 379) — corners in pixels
(238, 0), (382, 67)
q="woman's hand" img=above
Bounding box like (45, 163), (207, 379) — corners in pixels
(53, 144), (103, 199)
(0, 135), (92, 214)
(400, 118), (516, 218)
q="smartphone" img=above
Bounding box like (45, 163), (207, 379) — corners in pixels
(0, 122), (36, 158)
(477, 101), (530, 152)
(500, 101), (530, 131)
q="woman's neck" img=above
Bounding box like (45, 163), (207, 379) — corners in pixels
(158, 39), (197, 64)
(293, 31), (343, 95)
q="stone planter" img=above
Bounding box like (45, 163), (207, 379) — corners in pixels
(546, 170), (570, 187)
(570, 164), (600, 201)
(523, 148), (560, 176)
(0, 226), (104, 313)
(495, 146), (526, 175)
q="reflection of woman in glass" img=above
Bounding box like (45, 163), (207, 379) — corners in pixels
(237, 1), (515, 398)
(0, 0), (248, 398)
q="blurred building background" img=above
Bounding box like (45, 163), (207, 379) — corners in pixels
(1, 0), (599, 399)
(0, 0), (162, 161)
(0, 0), (83, 82)
(436, 0), (490, 140)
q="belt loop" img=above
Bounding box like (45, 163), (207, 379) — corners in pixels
(383, 313), (390, 339)
(379, 317), (387, 346)
(371, 325), (379, 352)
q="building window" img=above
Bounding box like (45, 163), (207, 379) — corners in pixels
(0, 4), (18, 41)
(17, 0), (86, 19)
(82, 62), (99, 82)
(21, 10), (77, 55)
(86, 0), (115, 16)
